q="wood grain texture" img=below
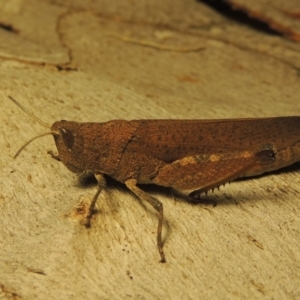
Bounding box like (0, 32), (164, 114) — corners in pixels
(0, 0), (300, 299)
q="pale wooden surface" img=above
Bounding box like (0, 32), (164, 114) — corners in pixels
(1, 1), (300, 299)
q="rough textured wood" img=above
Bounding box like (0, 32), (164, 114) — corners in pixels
(0, 0), (300, 299)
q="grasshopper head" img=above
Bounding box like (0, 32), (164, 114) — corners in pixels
(51, 120), (86, 173)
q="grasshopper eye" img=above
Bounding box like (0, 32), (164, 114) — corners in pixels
(61, 128), (75, 151)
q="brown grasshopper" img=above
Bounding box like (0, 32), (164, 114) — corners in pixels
(9, 96), (300, 262)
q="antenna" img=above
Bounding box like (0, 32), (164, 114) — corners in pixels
(8, 96), (59, 158)
(8, 96), (51, 128)
(13, 132), (56, 158)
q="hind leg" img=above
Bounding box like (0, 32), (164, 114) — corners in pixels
(152, 147), (275, 199)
